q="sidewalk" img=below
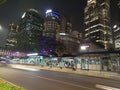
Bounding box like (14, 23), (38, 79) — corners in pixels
(9, 64), (120, 81)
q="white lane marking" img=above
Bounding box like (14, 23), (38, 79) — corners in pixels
(37, 76), (96, 90)
(11, 65), (40, 71)
(96, 84), (120, 90)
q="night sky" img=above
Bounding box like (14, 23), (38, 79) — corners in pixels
(0, 0), (119, 47)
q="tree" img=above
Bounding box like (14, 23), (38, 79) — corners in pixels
(0, 0), (6, 5)
(40, 37), (56, 55)
(55, 41), (66, 57)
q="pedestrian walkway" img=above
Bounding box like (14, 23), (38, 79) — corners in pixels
(9, 64), (120, 81)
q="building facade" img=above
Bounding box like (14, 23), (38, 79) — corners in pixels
(84, 0), (112, 50)
(5, 23), (18, 50)
(17, 9), (44, 52)
(43, 9), (60, 38)
(60, 15), (72, 34)
(112, 1), (120, 50)
(56, 31), (80, 55)
(56, 15), (80, 55)
(39, 9), (60, 55)
(113, 25), (120, 49)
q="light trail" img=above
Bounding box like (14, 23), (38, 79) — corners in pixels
(11, 65), (40, 71)
(96, 84), (120, 90)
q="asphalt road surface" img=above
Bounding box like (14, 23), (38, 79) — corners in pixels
(0, 65), (120, 90)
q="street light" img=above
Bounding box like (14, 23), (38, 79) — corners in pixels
(113, 25), (117, 29)
(80, 45), (89, 51)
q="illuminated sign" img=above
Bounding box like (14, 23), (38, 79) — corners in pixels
(80, 45), (89, 50)
(27, 53), (38, 56)
(59, 33), (66, 36)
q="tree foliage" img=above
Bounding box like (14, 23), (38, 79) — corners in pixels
(0, 0), (6, 5)
(55, 41), (66, 56)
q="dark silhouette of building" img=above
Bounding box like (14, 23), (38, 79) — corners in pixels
(60, 15), (72, 34)
(118, 0), (120, 8)
(5, 23), (18, 51)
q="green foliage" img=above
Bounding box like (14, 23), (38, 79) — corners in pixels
(0, 0), (6, 5)
(0, 79), (25, 90)
(56, 41), (66, 56)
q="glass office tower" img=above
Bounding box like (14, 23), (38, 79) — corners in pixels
(18, 9), (44, 52)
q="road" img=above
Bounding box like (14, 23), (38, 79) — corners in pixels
(0, 65), (120, 90)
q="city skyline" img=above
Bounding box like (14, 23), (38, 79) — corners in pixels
(0, 0), (86, 31)
(0, 0), (118, 30)
(0, 0), (119, 47)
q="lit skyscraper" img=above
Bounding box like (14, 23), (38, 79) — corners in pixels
(44, 9), (60, 38)
(39, 9), (60, 55)
(84, 0), (112, 49)
(17, 9), (44, 52)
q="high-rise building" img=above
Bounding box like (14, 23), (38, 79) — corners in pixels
(40, 9), (60, 55)
(5, 23), (18, 50)
(60, 15), (72, 33)
(17, 9), (44, 52)
(60, 15), (66, 33)
(43, 9), (60, 38)
(84, 0), (112, 50)
(56, 15), (80, 54)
